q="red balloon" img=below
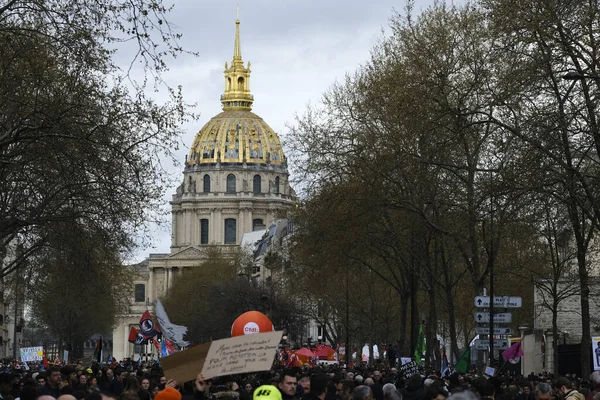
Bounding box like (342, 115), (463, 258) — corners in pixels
(231, 311), (274, 337)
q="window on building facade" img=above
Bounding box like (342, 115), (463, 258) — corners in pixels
(253, 218), (264, 231)
(224, 218), (237, 244)
(226, 174), (236, 193)
(253, 175), (261, 194)
(200, 219), (209, 244)
(134, 284), (145, 303)
(274, 177), (280, 194)
(203, 175), (211, 193)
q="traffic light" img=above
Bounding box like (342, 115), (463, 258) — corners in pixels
(157, 333), (162, 343)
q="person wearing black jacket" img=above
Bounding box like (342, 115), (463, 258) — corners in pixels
(301, 374), (329, 400)
(279, 370), (299, 400)
(36, 368), (62, 399)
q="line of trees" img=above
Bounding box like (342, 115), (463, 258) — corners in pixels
(287, 0), (600, 376)
(0, 0), (195, 353)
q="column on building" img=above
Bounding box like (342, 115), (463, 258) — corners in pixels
(123, 324), (129, 359)
(214, 209), (222, 244)
(148, 268), (154, 303)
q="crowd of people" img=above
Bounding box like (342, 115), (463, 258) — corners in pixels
(0, 361), (599, 400)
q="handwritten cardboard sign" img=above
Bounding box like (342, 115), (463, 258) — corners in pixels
(202, 331), (283, 379)
(161, 342), (211, 384)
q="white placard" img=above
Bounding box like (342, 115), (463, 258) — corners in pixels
(201, 331), (283, 379)
(20, 346), (44, 362)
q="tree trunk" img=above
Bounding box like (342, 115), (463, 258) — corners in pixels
(426, 260), (437, 369)
(552, 297), (559, 375)
(577, 247), (592, 378)
(437, 227), (460, 362)
(398, 292), (409, 356)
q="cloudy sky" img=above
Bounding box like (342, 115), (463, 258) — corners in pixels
(132, 0), (433, 259)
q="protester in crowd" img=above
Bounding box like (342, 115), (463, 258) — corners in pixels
(298, 377), (311, 397)
(337, 380), (356, 400)
(352, 386), (373, 400)
(382, 383), (402, 400)
(302, 374), (329, 400)
(423, 385), (447, 400)
(37, 367), (62, 399)
(589, 373), (600, 400)
(278, 370), (298, 400)
(400, 375), (424, 400)
(554, 378), (585, 400)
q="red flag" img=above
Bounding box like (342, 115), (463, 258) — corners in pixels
(128, 327), (146, 344)
(139, 310), (160, 338)
(42, 354), (48, 369)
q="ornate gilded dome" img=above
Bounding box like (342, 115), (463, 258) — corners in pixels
(188, 110), (285, 165)
(187, 16), (285, 166)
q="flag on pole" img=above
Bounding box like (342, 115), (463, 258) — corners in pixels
(454, 348), (471, 374)
(155, 299), (190, 347)
(139, 310), (160, 338)
(93, 337), (103, 364)
(502, 339), (524, 361)
(128, 327), (147, 345)
(440, 351), (449, 375)
(414, 324), (426, 363)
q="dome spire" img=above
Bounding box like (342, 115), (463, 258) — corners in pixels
(233, 6), (241, 62)
(221, 9), (253, 111)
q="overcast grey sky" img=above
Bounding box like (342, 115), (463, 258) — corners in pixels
(133, 0), (433, 259)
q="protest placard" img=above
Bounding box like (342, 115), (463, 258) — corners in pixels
(20, 347), (44, 362)
(161, 342), (211, 384)
(201, 331), (283, 379)
(398, 360), (419, 379)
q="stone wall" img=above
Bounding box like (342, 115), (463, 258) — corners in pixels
(534, 278), (600, 343)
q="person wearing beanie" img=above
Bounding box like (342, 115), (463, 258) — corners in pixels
(156, 387), (182, 400)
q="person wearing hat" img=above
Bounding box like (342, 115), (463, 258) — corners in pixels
(156, 388), (182, 400)
(253, 385), (282, 400)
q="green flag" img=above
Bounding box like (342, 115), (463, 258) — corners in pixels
(454, 347), (471, 374)
(414, 324), (426, 362)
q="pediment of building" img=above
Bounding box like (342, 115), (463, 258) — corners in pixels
(166, 246), (205, 260)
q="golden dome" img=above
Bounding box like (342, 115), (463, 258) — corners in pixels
(187, 14), (285, 166)
(188, 110), (284, 165)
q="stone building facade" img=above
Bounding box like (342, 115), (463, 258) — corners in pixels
(111, 15), (295, 361)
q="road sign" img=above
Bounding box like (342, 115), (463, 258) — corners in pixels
(473, 339), (510, 350)
(474, 312), (512, 323)
(474, 296), (522, 308)
(476, 327), (513, 335)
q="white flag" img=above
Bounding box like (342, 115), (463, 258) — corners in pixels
(155, 299), (190, 347)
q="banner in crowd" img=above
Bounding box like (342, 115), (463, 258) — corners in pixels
(592, 336), (600, 371)
(398, 360), (419, 379)
(20, 346), (44, 362)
